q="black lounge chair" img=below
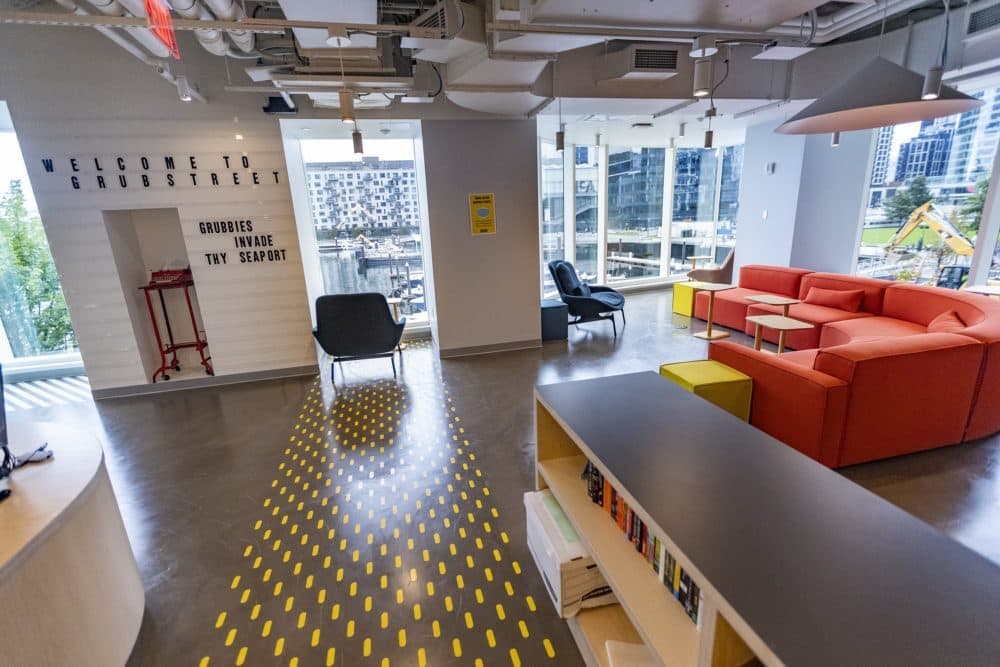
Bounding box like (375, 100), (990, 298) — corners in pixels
(548, 260), (626, 337)
(313, 293), (405, 384)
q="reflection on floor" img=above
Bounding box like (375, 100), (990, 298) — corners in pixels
(3, 375), (91, 411)
(5, 289), (1000, 667)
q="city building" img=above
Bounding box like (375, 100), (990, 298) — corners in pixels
(306, 157), (420, 231)
(2, 4), (1000, 667)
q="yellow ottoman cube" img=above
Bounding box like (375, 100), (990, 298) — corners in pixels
(659, 360), (752, 421)
(672, 281), (705, 316)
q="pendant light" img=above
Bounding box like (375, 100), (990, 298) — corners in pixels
(922, 0), (949, 101)
(352, 121), (364, 154)
(339, 90), (356, 125)
(555, 96), (565, 152)
(692, 59), (712, 98)
(831, 131), (841, 147)
(777, 1), (980, 135)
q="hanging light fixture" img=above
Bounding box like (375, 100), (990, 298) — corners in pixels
(776, 58), (981, 134)
(692, 58), (713, 98)
(831, 131), (841, 147)
(555, 96), (565, 152)
(690, 35), (718, 58)
(923, 0), (950, 101)
(176, 75), (193, 102)
(704, 106), (716, 148)
(352, 121), (364, 154)
(339, 90), (356, 124)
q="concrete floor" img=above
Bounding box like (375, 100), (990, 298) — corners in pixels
(8, 288), (1000, 666)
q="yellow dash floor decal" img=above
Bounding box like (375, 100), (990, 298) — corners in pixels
(200, 377), (557, 665)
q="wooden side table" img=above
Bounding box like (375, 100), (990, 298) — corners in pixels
(745, 314), (814, 353)
(745, 294), (800, 317)
(691, 283), (735, 340)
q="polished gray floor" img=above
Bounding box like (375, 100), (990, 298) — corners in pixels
(8, 288), (1000, 666)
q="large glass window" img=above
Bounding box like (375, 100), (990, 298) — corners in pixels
(540, 141), (564, 296)
(606, 147), (666, 282)
(299, 138), (429, 325)
(574, 146), (600, 281)
(0, 114), (78, 365)
(857, 85), (999, 286)
(670, 147), (742, 273)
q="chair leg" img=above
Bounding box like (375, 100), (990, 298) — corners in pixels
(621, 309), (626, 326)
(331, 362), (337, 389)
(391, 354), (397, 378)
(611, 315), (617, 338)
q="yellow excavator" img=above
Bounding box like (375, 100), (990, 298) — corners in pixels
(884, 201), (975, 257)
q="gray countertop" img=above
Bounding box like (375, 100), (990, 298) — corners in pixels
(536, 371), (1000, 667)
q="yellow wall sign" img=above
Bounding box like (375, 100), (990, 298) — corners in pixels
(468, 193), (496, 235)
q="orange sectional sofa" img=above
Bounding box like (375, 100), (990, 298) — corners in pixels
(691, 265), (1000, 467)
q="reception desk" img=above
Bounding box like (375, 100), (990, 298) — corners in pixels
(535, 372), (1000, 667)
(0, 423), (144, 667)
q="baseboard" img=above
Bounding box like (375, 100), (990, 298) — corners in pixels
(439, 339), (541, 359)
(91, 364), (320, 399)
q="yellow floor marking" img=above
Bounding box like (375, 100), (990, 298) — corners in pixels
(273, 637), (284, 657)
(543, 638), (556, 658)
(496, 603), (506, 621)
(486, 629), (497, 648)
(510, 648), (522, 667)
(284, 596), (294, 612)
(475, 660), (485, 667)
(214, 612), (227, 629)
(326, 647), (336, 666)
(432, 620), (441, 638)
(346, 620), (355, 638)
(445, 596), (454, 612)
(331, 603), (340, 620)
(526, 595), (537, 612)
(250, 604), (261, 621)
(518, 620), (530, 638)
(311, 628), (321, 647)
(380, 611), (389, 629)
(297, 611), (307, 629)
(464, 611), (474, 629)
(417, 648), (427, 667)
(363, 637), (372, 657)
(475, 589), (484, 604)
(198, 657), (210, 667)
(235, 646), (248, 666)
(289, 658), (299, 667)
(224, 628), (237, 647)
(398, 628), (407, 648)
(413, 603), (422, 621)
(262, 620), (272, 638)
(512, 561), (522, 574)
(452, 638), (463, 658)
(364, 596), (373, 612)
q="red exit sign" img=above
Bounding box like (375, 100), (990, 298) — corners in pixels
(143, 0), (180, 60)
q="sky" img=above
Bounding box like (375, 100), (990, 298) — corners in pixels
(0, 132), (39, 215)
(301, 138), (415, 165)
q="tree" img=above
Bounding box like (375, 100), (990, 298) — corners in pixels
(884, 175), (933, 225)
(0, 179), (76, 354)
(959, 178), (990, 236)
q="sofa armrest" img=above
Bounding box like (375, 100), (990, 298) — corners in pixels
(708, 341), (849, 466)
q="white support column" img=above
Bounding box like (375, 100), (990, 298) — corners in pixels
(661, 148), (676, 277)
(968, 142), (1000, 285)
(596, 142), (609, 282)
(711, 146), (725, 262)
(564, 144), (576, 266)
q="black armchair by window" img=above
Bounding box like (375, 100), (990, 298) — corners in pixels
(548, 260), (626, 337)
(313, 293), (405, 384)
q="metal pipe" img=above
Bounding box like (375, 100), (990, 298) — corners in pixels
(198, 0), (254, 52)
(84, 0), (173, 58)
(169, 0), (233, 56)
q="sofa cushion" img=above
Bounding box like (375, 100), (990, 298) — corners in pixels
(819, 316), (927, 347)
(780, 349), (820, 368)
(573, 283), (591, 297)
(804, 287), (865, 312)
(798, 273), (889, 314)
(882, 283), (988, 327)
(814, 333), (984, 466)
(693, 287), (772, 331)
(738, 265), (812, 298)
(744, 302), (871, 350)
(928, 310), (966, 334)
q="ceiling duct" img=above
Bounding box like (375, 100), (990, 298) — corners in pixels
(403, 1), (485, 64)
(596, 44), (679, 82)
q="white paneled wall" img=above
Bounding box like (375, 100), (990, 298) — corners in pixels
(17, 120), (315, 390)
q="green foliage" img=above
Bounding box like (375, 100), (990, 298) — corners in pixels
(884, 176), (933, 225)
(959, 178), (990, 235)
(894, 268), (918, 283)
(0, 180), (76, 355)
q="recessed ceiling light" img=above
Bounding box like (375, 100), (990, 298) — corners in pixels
(234, 133), (244, 141)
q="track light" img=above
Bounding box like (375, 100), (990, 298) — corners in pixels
(339, 89), (356, 124)
(176, 75), (192, 102)
(831, 131), (840, 147)
(556, 126), (565, 152)
(922, 65), (943, 101)
(326, 25), (351, 47)
(690, 36), (718, 58)
(704, 130), (713, 148)
(353, 124), (364, 154)
(693, 59), (713, 98)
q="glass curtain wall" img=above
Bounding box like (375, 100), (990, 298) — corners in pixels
(539, 140), (744, 291)
(0, 112), (79, 368)
(540, 141), (565, 295)
(299, 138), (429, 325)
(857, 85), (999, 287)
(573, 146), (600, 280)
(606, 147), (666, 282)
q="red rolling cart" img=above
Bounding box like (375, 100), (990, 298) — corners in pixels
(139, 269), (214, 382)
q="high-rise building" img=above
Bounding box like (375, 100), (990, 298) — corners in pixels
(305, 157), (420, 231)
(871, 126), (894, 185)
(894, 126), (953, 182)
(607, 147), (666, 232)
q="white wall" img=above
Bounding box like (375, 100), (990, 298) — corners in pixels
(790, 130), (875, 273)
(421, 120), (541, 354)
(0, 27), (315, 390)
(733, 120), (805, 274)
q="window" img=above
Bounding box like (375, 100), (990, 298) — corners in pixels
(299, 139), (428, 326)
(606, 147), (666, 282)
(574, 146), (600, 280)
(857, 85), (999, 286)
(539, 141), (564, 296)
(0, 109), (79, 371)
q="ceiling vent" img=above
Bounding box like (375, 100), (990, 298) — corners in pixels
(596, 44), (679, 82)
(402, 1), (485, 64)
(965, 0), (1000, 41)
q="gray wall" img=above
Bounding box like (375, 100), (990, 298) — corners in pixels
(421, 120), (541, 354)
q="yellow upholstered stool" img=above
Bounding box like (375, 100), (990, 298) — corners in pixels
(659, 360), (752, 421)
(672, 281), (705, 316)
